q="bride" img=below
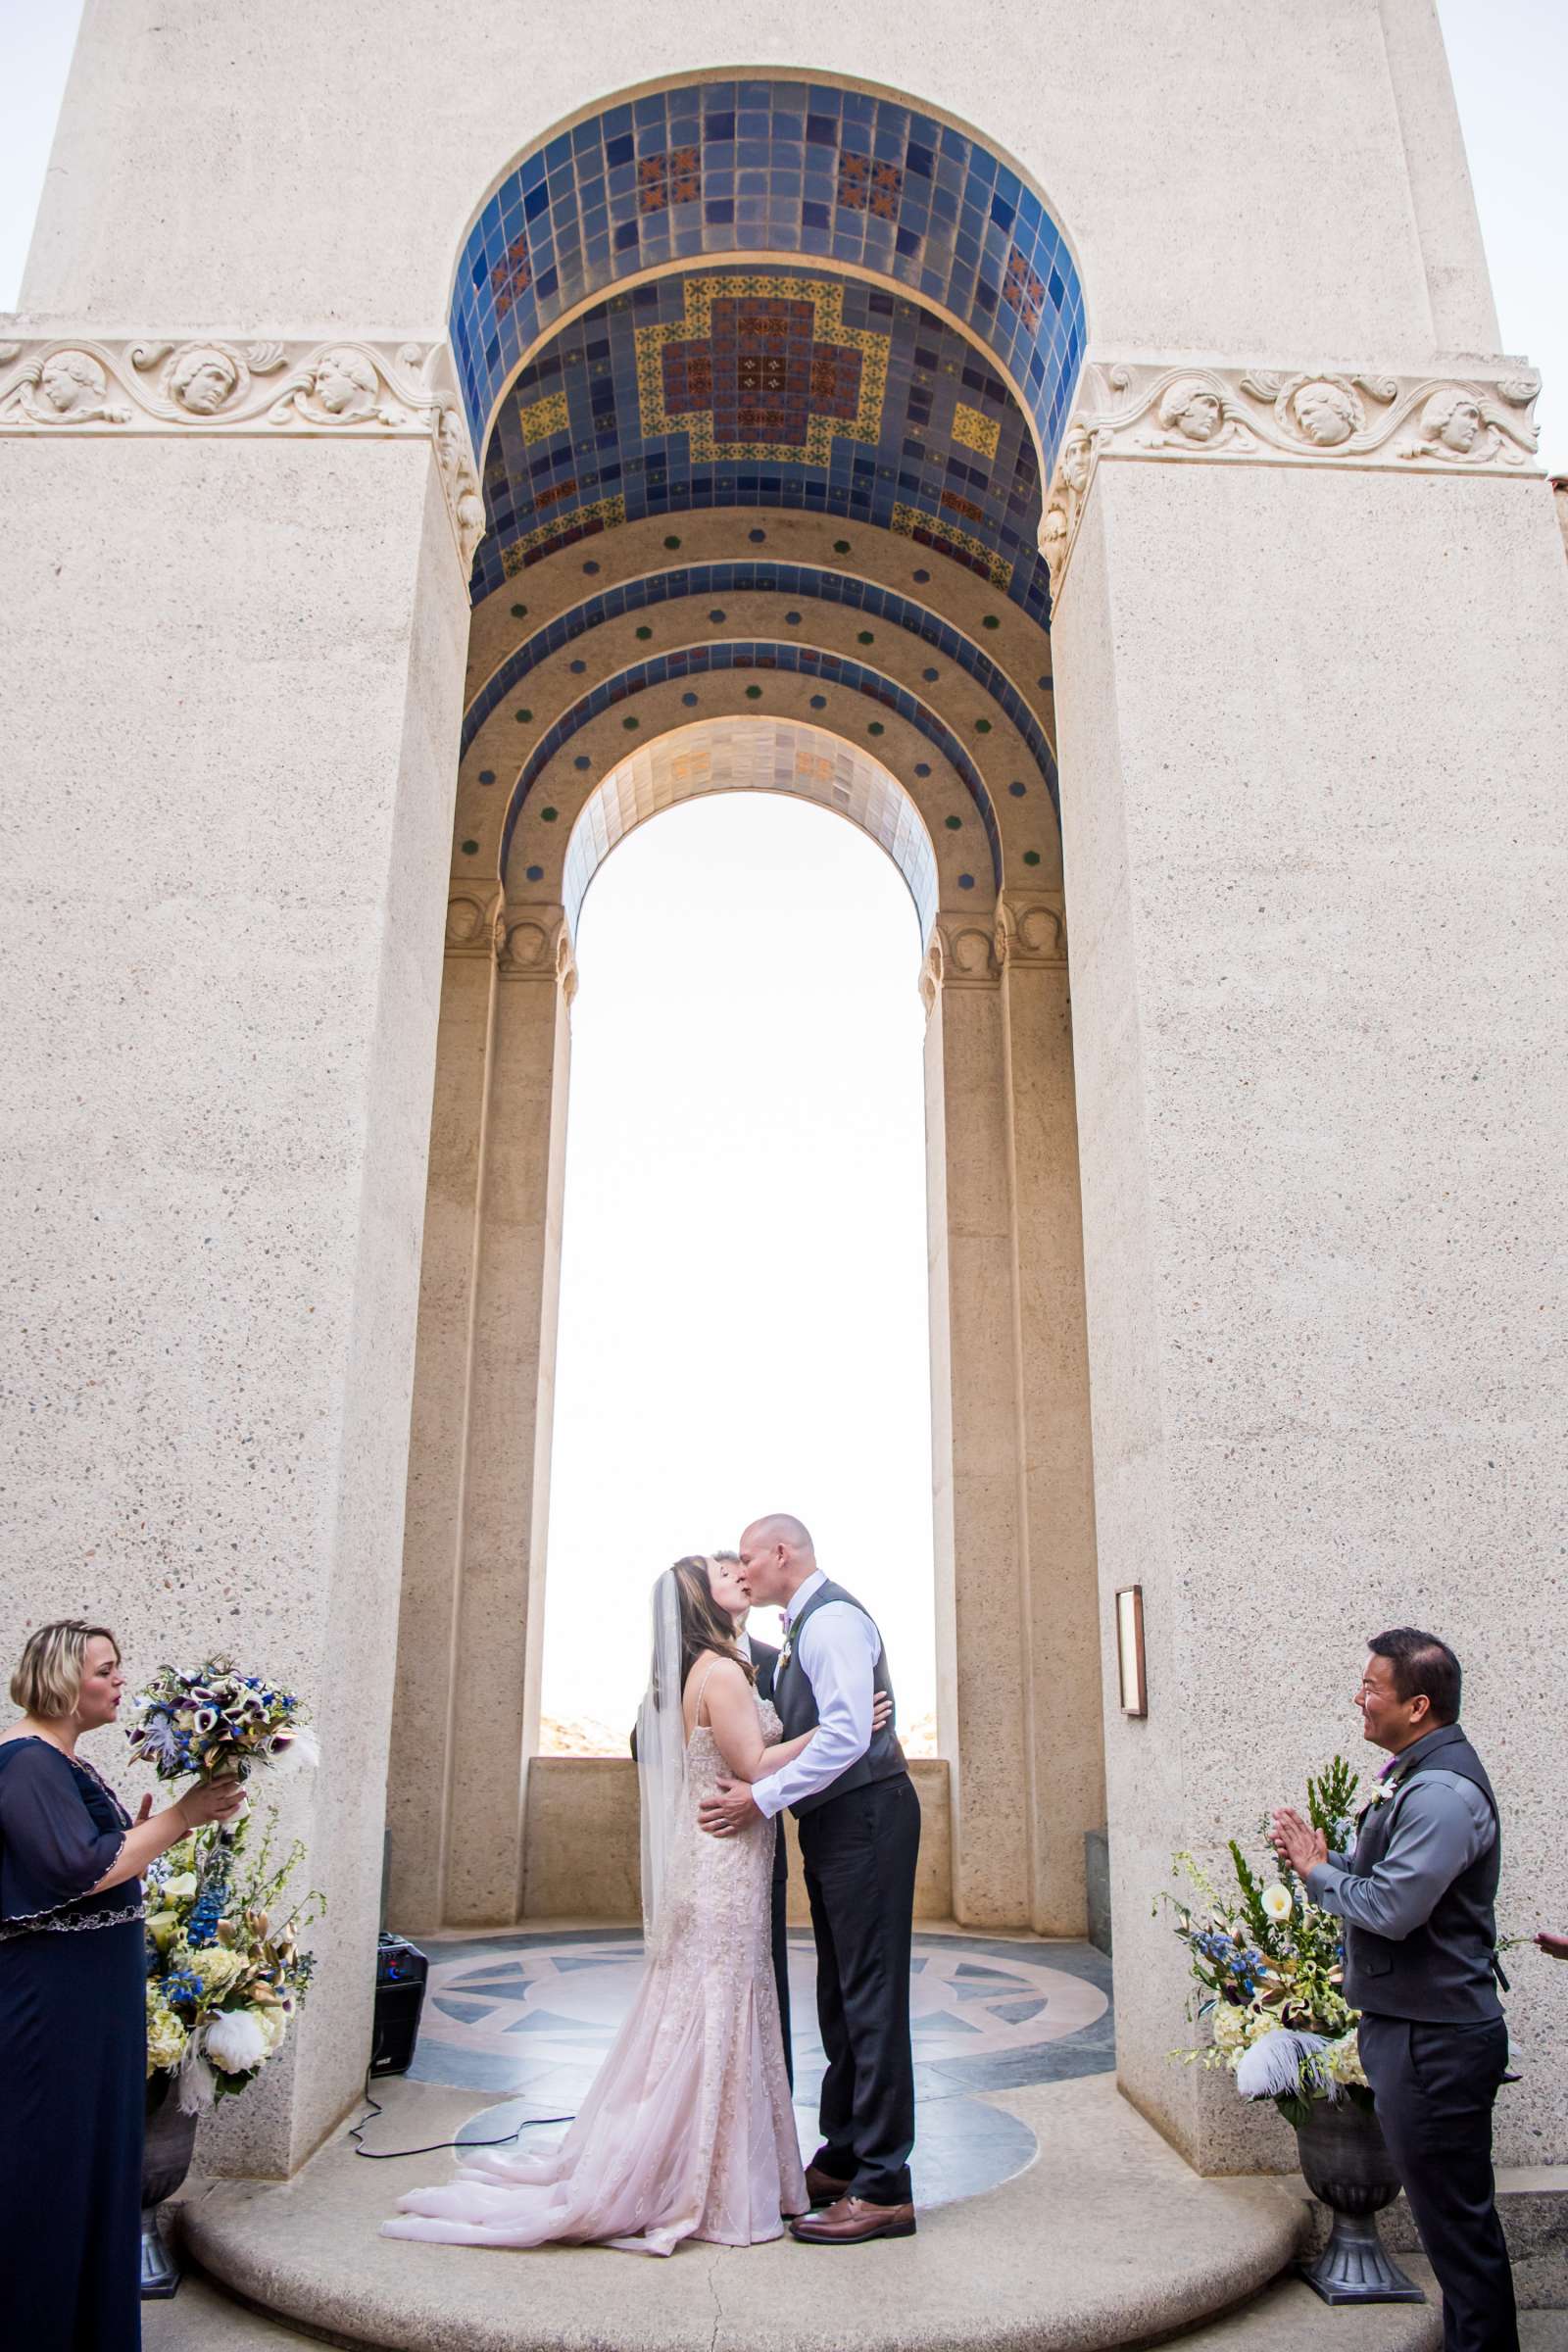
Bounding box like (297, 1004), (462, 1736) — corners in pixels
(384, 1553), (811, 2255)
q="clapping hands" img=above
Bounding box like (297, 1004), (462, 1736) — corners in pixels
(1270, 1806), (1328, 1878)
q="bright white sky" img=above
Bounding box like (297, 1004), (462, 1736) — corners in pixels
(2, 3), (1562, 1736)
(543, 797), (934, 1733)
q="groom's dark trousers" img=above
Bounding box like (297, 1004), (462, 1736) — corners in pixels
(799, 1773), (920, 2205)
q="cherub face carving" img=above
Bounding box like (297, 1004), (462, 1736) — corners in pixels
(1422, 389), (1483, 455)
(1290, 379), (1359, 448)
(1158, 382), (1224, 444)
(170, 345), (239, 415)
(39, 350), (106, 416)
(312, 347), (378, 416)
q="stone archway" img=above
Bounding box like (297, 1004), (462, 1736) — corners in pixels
(384, 68), (1101, 1953)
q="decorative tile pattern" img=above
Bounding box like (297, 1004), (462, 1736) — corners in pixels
(407, 1928), (1112, 2211)
(953, 401), (1001, 460)
(448, 79), (1085, 473)
(636, 272), (889, 463)
(471, 269), (1050, 618)
(497, 640), (1004, 885)
(460, 560), (1058, 810)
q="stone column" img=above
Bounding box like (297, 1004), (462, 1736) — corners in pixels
(922, 919), (1033, 1926)
(998, 890), (1104, 1935)
(441, 903), (575, 1926)
(385, 893), (498, 1930)
(0, 377), (476, 2174)
(1044, 362), (1568, 2169)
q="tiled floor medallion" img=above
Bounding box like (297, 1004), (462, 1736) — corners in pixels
(408, 1931), (1112, 2213)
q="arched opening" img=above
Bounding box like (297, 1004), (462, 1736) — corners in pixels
(540, 750), (937, 1753)
(387, 70), (1101, 1947)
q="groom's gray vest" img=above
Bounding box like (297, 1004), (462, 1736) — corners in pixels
(1343, 1722), (1502, 2024)
(771, 1578), (906, 1819)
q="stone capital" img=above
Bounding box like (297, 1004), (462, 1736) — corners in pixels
(1041, 358), (1544, 601)
(0, 332), (484, 572)
(921, 916), (1005, 1011)
(998, 890), (1067, 969)
(445, 887), (501, 958)
(495, 905), (576, 999)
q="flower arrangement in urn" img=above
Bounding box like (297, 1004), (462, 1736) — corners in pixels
(144, 1807), (322, 2108)
(1163, 1757), (1368, 2124)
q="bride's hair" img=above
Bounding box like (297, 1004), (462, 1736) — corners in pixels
(667, 1554), (756, 1692)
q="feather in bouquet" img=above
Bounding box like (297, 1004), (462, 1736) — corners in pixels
(1158, 1756), (1370, 2126)
(128, 1656), (319, 1788)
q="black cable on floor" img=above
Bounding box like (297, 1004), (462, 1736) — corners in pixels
(349, 2064), (575, 2160)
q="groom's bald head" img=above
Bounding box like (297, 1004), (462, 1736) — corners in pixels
(738, 1513), (816, 1605)
(747, 1512), (813, 1557)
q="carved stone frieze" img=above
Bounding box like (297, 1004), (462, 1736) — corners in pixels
(1041, 360), (1543, 599)
(0, 334), (485, 571)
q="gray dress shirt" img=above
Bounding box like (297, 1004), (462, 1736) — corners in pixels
(1306, 1763), (1494, 1939)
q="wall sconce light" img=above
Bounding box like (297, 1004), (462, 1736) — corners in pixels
(1115, 1586), (1147, 1717)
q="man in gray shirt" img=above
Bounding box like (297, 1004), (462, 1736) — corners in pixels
(1273, 1628), (1515, 2352)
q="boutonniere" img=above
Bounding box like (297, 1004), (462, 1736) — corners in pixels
(1356, 1782), (1397, 1820)
(777, 1635), (794, 1673)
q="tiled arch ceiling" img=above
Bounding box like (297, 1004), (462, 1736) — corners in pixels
(450, 79), (1086, 476)
(497, 641), (1003, 887)
(462, 563), (1059, 810)
(470, 267), (1053, 621)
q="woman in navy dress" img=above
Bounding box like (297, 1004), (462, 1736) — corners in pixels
(0, 1620), (244, 2350)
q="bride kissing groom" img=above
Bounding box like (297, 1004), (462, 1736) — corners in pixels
(384, 1513), (920, 2257)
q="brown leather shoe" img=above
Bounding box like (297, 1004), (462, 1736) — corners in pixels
(804, 2161), (852, 2209)
(791, 2195), (917, 2245)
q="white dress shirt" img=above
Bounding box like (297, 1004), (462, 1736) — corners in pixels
(752, 1568), (881, 1820)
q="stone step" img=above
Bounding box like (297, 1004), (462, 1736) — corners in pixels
(177, 2074), (1304, 2352)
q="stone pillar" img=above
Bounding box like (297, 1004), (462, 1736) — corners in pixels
(922, 919), (1033, 1925)
(441, 904), (575, 1926)
(0, 387), (475, 2173)
(1044, 362), (1568, 2169)
(385, 894), (497, 1930)
(998, 890), (1104, 1934)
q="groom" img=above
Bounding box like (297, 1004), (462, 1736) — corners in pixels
(699, 1513), (920, 2244)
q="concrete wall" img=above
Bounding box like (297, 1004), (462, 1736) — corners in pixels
(514, 1757), (955, 1925)
(1053, 454), (1568, 2170)
(0, 433), (468, 2172)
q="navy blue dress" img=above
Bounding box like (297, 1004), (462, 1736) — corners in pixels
(0, 1736), (145, 2351)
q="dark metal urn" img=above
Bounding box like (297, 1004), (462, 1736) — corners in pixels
(1294, 2098), (1424, 2304)
(140, 2084), (199, 2299)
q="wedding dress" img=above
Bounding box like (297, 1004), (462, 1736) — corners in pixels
(383, 1671), (806, 2256)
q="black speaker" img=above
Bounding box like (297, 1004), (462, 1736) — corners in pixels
(371, 1932), (428, 2077)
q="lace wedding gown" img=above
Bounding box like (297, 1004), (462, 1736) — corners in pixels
(383, 1692), (806, 2256)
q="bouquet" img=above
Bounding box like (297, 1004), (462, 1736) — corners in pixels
(1161, 1757), (1370, 2127)
(128, 1657), (318, 1788)
(144, 1805), (322, 2111)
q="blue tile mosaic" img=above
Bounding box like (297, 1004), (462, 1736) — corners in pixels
(450, 80), (1085, 479)
(499, 642), (1003, 886)
(462, 562), (1057, 811)
(468, 267), (1051, 619)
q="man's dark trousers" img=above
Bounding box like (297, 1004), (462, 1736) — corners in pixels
(750, 1637), (793, 2088)
(1358, 2013), (1517, 2352)
(798, 1771), (920, 2205)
